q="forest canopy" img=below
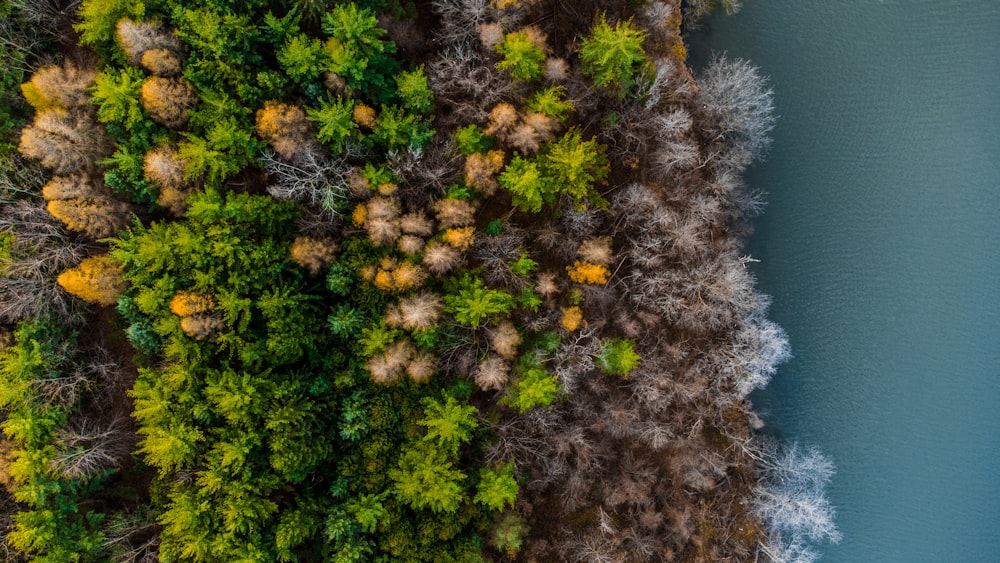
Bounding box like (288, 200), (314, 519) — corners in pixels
(0, 0), (838, 561)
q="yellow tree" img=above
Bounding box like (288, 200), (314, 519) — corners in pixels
(57, 255), (127, 306)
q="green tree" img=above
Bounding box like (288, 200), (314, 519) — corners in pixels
(538, 128), (610, 209)
(278, 33), (326, 84)
(395, 65), (433, 115)
(474, 463), (518, 511)
(418, 394), (478, 453)
(526, 86), (574, 122)
(177, 118), (262, 185)
(307, 97), (358, 153)
(390, 443), (466, 513)
(579, 14), (649, 97)
(75, 0), (146, 59)
(90, 66), (147, 130)
(442, 275), (516, 330)
(370, 105), (433, 151)
(321, 3), (399, 103)
(597, 338), (641, 376)
(498, 155), (546, 213)
(495, 31), (545, 82)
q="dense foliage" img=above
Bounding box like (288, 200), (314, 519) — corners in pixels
(0, 0), (840, 562)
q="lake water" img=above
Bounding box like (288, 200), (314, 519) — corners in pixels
(687, 1), (1000, 561)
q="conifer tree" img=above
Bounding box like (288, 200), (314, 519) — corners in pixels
(579, 14), (650, 97)
(56, 255), (126, 306)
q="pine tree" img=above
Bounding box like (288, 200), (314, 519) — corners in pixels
(56, 255), (126, 306)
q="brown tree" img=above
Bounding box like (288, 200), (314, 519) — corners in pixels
(19, 109), (111, 174)
(255, 101), (315, 160)
(140, 77), (196, 129)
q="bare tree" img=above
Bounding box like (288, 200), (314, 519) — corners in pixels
(698, 55), (776, 170)
(754, 440), (841, 561)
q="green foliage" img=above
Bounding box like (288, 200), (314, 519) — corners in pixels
(597, 338), (641, 376)
(321, 2), (399, 103)
(525, 86), (574, 122)
(91, 66), (147, 130)
(510, 253), (538, 278)
(395, 65), (434, 115)
(357, 322), (401, 357)
(278, 33), (326, 84)
(443, 275), (516, 330)
(453, 125), (494, 155)
(370, 105), (434, 151)
(503, 353), (559, 413)
(178, 118), (262, 185)
(75, 0), (145, 60)
(495, 31), (546, 82)
(474, 463), (518, 511)
(491, 512), (528, 556)
(539, 128), (610, 209)
(579, 14), (650, 97)
(390, 443), (466, 513)
(0, 321), (110, 561)
(498, 155), (546, 213)
(418, 394), (479, 453)
(308, 97), (357, 153)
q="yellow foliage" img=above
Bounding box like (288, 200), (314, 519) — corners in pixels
(255, 101), (313, 159)
(140, 77), (196, 129)
(56, 255), (126, 306)
(46, 198), (131, 239)
(351, 203), (367, 227)
(566, 261), (610, 285)
(376, 182), (398, 196)
(353, 103), (377, 129)
(442, 227), (475, 251)
(464, 150), (505, 195)
(560, 306), (585, 332)
(41, 175), (105, 201)
(21, 64), (95, 110)
(141, 48), (183, 77)
(290, 236), (338, 275)
(169, 292), (215, 317)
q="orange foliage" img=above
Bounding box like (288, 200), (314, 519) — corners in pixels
(290, 236), (338, 275)
(351, 203), (368, 227)
(353, 104), (377, 129)
(140, 77), (196, 129)
(560, 306), (585, 332)
(442, 227), (476, 251)
(485, 103), (518, 138)
(255, 101), (313, 160)
(56, 255), (126, 306)
(141, 48), (182, 77)
(169, 292), (215, 317)
(566, 261), (610, 285)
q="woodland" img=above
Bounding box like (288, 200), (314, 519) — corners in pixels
(0, 0), (839, 561)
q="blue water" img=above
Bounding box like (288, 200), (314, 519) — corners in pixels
(688, 2), (1000, 561)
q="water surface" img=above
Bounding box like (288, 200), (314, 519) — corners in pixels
(688, 2), (1000, 560)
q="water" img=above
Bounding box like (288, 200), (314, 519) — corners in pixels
(687, 2), (1000, 561)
